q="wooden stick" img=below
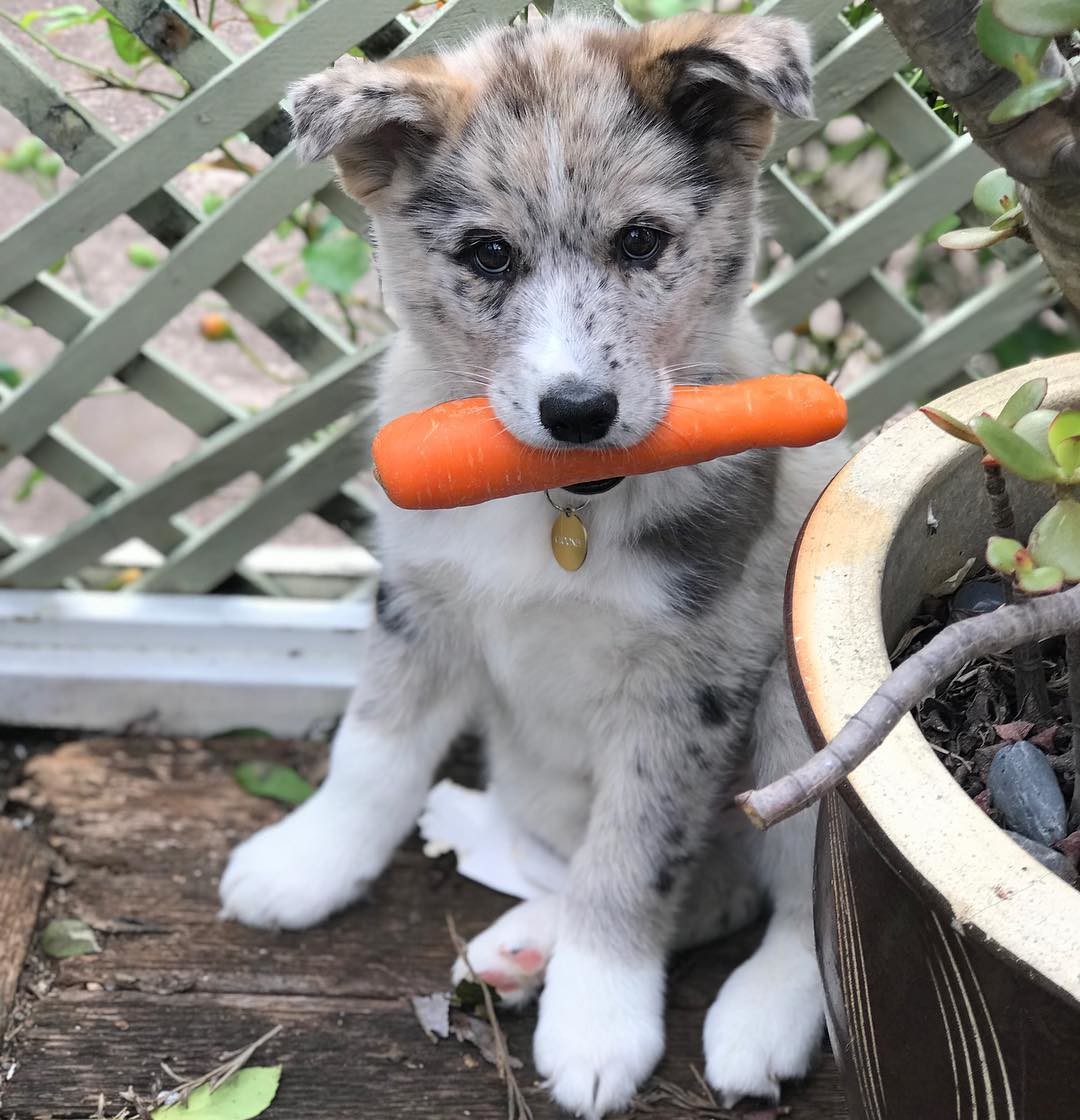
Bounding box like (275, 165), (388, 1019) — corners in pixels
(737, 583), (1080, 830)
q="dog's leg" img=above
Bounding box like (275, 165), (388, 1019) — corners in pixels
(451, 894), (560, 1007)
(219, 613), (475, 930)
(703, 656), (825, 1106)
(532, 695), (738, 1119)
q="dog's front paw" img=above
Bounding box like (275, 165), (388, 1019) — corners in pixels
(703, 926), (824, 1107)
(534, 943), (664, 1118)
(452, 896), (559, 1008)
(219, 794), (385, 930)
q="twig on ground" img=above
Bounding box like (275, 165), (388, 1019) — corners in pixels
(738, 583), (1080, 830)
(158, 1023), (282, 1103)
(446, 915), (533, 1120)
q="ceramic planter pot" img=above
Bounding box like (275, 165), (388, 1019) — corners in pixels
(788, 355), (1080, 1120)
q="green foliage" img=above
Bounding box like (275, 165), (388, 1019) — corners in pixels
(975, 0), (1078, 122)
(302, 227), (371, 294)
(1029, 499), (1080, 581)
(989, 75), (1071, 122)
(40, 918), (100, 958)
(993, 0), (1080, 36)
(972, 415), (1061, 481)
(14, 467), (46, 503)
(972, 168), (1018, 219)
(233, 761), (314, 806)
(152, 1067), (282, 1120)
(127, 243), (161, 269)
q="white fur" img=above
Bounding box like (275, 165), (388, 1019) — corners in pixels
(222, 12), (837, 1116)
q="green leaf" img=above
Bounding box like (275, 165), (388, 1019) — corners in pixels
(971, 415), (1062, 481)
(40, 918), (101, 959)
(301, 233), (370, 294)
(990, 203), (1025, 231)
(1048, 411), (1080, 475)
(152, 1067), (282, 1120)
(0, 363), (21, 389)
(976, 0), (1050, 80)
(234, 762), (313, 806)
(938, 225), (1016, 250)
(14, 467), (45, 503)
(34, 150), (63, 178)
(1029, 499), (1080, 581)
(993, 0), (1080, 36)
(989, 76), (1071, 122)
(1012, 407), (1058, 455)
(1017, 565), (1065, 594)
(920, 406), (981, 445)
(972, 167), (1017, 217)
(987, 536), (1025, 574)
(127, 243), (161, 269)
(997, 377), (1048, 428)
(19, 10), (45, 29)
(43, 4), (97, 32)
(106, 14), (150, 65)
(6, 136), (45, 172)
(202, 192), (226, 216)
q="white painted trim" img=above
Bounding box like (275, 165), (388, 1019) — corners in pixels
(0, 589), (371, 738)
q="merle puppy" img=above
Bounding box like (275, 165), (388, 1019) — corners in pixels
(220, 12), (843, 1117)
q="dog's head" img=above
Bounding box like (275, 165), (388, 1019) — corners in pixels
(290, 13), (812, 449)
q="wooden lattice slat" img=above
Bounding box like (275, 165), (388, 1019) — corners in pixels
(0, 0), (1065, 593)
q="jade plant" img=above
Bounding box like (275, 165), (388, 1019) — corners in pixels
(739, 379), (1080, 833)
(936, 0), (1079, 255)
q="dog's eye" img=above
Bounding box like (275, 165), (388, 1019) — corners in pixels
(470, 238), (513, 276)
(617, 226), (665, 264)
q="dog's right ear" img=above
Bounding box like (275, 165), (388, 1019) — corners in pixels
(288, 57), (473, 203)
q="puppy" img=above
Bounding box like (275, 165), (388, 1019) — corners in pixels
(220, 12), (843, 1117)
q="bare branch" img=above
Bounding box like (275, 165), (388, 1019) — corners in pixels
(737, 583), (1080, 830)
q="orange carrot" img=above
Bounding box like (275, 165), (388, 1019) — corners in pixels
(371, 374), (847, 510)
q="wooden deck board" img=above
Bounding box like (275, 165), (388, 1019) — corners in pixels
(0, 738), (848, 1119)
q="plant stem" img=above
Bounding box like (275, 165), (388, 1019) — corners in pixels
(982, 460), (1052, 718)
(1068, 630), (1080, 828)
(0, 10), (180, 108)
(737, 583), (1080, 830)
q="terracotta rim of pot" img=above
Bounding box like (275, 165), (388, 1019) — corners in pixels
(789, 353), (1080, 1005)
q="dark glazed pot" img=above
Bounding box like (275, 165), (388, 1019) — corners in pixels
(786, 356), (1080, 1120)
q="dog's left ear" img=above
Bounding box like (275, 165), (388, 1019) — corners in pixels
(630, 13), (814, 163)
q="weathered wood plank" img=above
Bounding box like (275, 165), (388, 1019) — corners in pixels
(751, 136), (995, 332)
(766, 17), (909, 167)
(0, 149), (330, 472)
(4, 274), (376, 555)
(0, 0), (532, 303)
(844, 253), (1054, 435)
(0, 344), (386, 587)
(0, 821), (50, 1035)
(758, 0), (849, 56)
(855, 74), (958, 170)
(0, 736), (847, 1118)
(763, 167), (925, 350)
(134, 408), (377, 593)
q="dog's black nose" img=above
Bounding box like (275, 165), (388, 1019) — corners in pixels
(539, 387), (619, 444)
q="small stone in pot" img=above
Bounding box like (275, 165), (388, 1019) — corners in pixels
(950, 579), (1007, 620)
(987, 740), (1068, 847)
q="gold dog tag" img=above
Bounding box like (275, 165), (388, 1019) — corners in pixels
(551, 510), (588, 571)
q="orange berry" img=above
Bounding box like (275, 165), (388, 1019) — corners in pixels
(199, 312), (233, 341)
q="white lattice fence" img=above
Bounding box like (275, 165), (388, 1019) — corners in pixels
(0, 0), (1063, 732)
